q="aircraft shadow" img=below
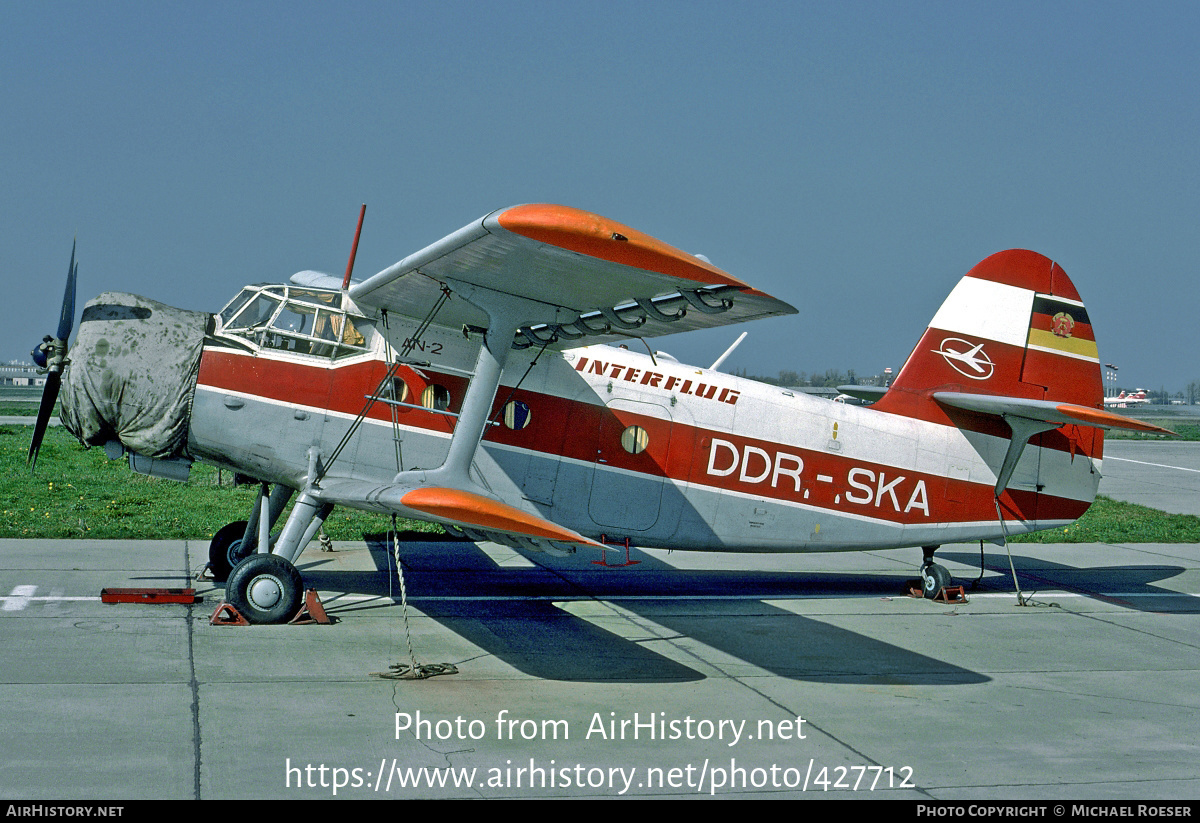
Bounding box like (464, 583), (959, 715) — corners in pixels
(299, 539), (700, 683)
(295, 535), (989, 685)
(940, 549), (1198, 613)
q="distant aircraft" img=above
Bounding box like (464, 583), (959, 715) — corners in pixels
(1104, 389), (1150, 408)
(28, 205), (1172, 623)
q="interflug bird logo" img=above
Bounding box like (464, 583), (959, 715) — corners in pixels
(935, 337), (994, 380)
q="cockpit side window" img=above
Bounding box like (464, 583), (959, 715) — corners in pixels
(339, 314), (368, 348)
(216, 285), (373, 359)
(271, 303), (316, 336)
(226, 294), (282, 330)
(218, 288), (257, 326)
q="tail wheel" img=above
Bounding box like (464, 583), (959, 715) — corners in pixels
(226, 553), (303, 624)
(922, 563), (952, 600)
(208, 520), (254, 582)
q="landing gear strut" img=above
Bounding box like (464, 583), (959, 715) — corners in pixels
(208, 483), (294, 581)
(920, 545), (952, 600)
(215, 484), (334, 624)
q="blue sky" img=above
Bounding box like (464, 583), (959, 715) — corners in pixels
(4, 1), (1197, 391)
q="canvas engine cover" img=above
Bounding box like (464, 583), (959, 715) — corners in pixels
(59, 292), (212, 459)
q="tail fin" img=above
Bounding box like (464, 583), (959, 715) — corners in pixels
(877, 249), (1102, 411)
(873, 250), (1170, 513)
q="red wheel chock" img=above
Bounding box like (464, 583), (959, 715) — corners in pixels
(937, 585), (968, 603)
(907, 583), (968, 603)
(289, 589), (332, 624)
(209, 590), (333, 626)
(210, 602), (251, 626)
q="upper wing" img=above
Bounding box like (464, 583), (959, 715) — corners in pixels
(343, 204), (797, 348)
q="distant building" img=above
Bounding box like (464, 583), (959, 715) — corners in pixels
(0, 361), (46, 387)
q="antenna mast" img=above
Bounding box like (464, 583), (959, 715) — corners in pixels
(342, 204), (367, 290)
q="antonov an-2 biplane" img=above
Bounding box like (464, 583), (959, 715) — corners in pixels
(28, 204), (1171, 623)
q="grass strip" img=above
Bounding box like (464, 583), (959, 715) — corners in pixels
(1, 425), (439, 540)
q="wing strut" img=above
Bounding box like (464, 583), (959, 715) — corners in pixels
(306, 277), (604, 549)
(409, 286), (527, 488)
(316, 285), (453, 484)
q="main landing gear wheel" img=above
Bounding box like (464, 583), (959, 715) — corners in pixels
(225, 553), (303, 624)
(208, 520), (255, 582)
(922, 563), (952, 600)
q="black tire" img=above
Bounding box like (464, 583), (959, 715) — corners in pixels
(922, 563), (952, 600)
(208, 520), (255, 582)
(225, 553), (303, 624)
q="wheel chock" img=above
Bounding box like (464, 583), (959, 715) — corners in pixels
(905, 582), (969, 603)
(210, 602), (251, 626)
(936, 585), (968, 603)
(288, 589), (333, 625)
(209, 591), (332, 626)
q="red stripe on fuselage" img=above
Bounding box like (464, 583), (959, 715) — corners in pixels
(195, 346), (1094, 527)
(197, 348), (469, 434)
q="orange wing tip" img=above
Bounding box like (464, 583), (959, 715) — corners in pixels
(494, 204), (758, 292)
(401, 486), (604, 547)
(1055, 404), (1176, 436)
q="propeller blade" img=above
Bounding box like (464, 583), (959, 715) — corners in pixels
(29, 242), (78, 469)
(27, 369), (61, 469)
(57, 241), (78, 341)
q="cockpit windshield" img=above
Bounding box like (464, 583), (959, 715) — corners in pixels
(216, 285), (374, 359)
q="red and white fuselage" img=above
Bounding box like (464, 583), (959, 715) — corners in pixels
(188, 272), (1104, 553)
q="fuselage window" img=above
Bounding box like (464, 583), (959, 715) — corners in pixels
(503, 400), (531, 430)
(620, 425), (649, 455)
(421, 384), (451, 411)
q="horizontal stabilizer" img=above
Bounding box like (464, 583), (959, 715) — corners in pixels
(933, 392), (1175, 435)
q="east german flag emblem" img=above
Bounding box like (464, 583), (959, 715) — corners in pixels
(1026, 295), (1099, 361)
